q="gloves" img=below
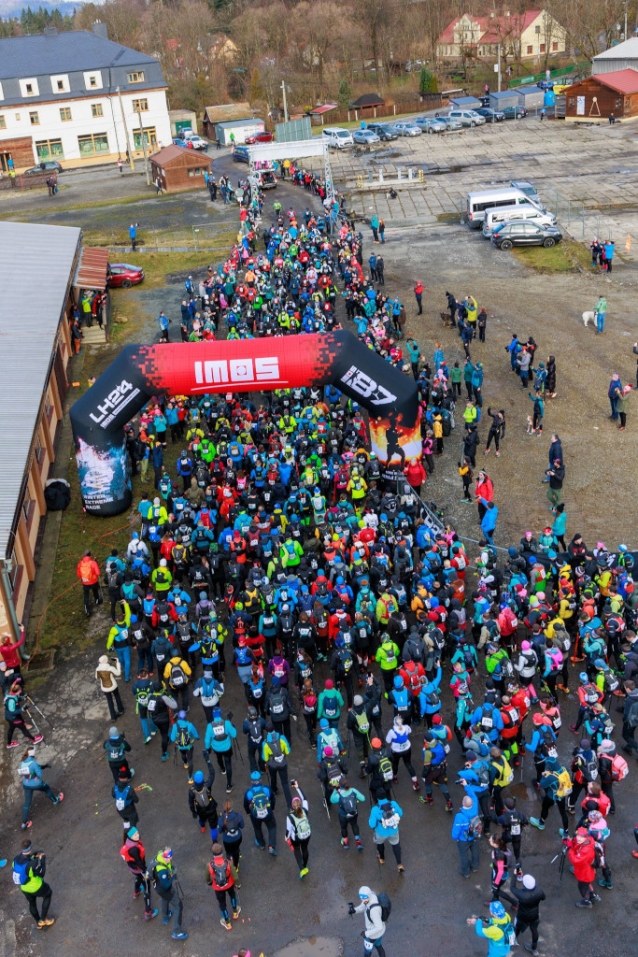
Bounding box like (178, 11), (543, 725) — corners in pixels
(202, 748), (210, 760)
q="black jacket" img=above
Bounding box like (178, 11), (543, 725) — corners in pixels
(512, 885), (546, 920)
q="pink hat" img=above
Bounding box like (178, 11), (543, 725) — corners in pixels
(521, 641), (531, 650)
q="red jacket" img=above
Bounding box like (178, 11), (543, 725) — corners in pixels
(475, 477), (494, 502)
(0, 628), (25, 669)
(399, 661), (425, 697)
(77, 556), (100, 586)
(208, 855), (234, 891)
(404, 461), (426, 488)
(567, 836), (596, 882)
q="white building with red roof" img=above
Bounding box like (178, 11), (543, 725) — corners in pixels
(436, 9), (566, 61)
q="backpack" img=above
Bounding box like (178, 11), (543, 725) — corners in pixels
(171, 662), (186, 687)
(290, 812), (311, 840)
(12, 858), (31, 886)
(372, 892), (392, 923)
(177, 724), (192, 750)
(211, 717), (226, 740)
(354, 710), (370, 735)
(222, 810), (242, 838)
(268, 736), (286, 764)
(480, 707), (495, 732)
(584, 684), (599, 705)
(270, 689), (285, 716)
(583, 753), (599, 782)
(251, 788), (270, 819)
(493, 756), (513, 787)
(603, 669), (619, 693)
(339, 791), (358, 818)
(628, 699), (638, 729)
(115, 785), (131, 811)
(338, 648), (353, 674)
(193, 786), (209, 808)
(323, 694), (338, 718)
(539, 726), (556, 754)
(378, 755), (394, 782)
(468, 814), (483, 838)
(425, 690), (440, 708)
(476, 763), (490, 789)
(381, 803), (400, 829)
(407, 667), (422, 694)
(209, 859), (230, 888)
(611, 753), (629, 781)
(503, 921), (517, 948)
(507, 810), (522, 837)
(555, 766), (573, 798)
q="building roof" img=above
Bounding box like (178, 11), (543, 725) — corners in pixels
(215, 118), (262, 129)
(516, 85), (545, 94)
(594, 37), (638, 60)
(0, 221), (81, 558)
(437, 10), (543, 46)
(0, 30), (157, 80)
(149, 144), (204, 166)
(585, 68), (638, 93)
(350, 93), (385, 108)
(309, 104), (338, 115)
(204, 102), (252, 124)
(491, 90), (519, 98)
(73, 247), (109, 291)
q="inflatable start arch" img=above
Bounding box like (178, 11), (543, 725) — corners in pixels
(70, 331), (421, 516)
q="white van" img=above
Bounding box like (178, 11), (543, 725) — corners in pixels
(482, 204), (557, 237)
(448, 109), (486, 127)
(322, 127), (354, 149)
(466, 187), (543, 229)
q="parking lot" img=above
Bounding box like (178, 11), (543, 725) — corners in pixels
(318, 118), (638, 248)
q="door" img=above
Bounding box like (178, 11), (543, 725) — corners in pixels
(0, 152), (13, 172)
(520, 224), (541, 245)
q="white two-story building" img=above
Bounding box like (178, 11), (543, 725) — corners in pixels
(0, 24), (172, 171)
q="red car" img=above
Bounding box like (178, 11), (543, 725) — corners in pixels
(107, 263), (144, 288)
(245, 131), (274, 144)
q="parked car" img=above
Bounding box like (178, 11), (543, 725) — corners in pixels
(366, 123), (398, 141)
(353, 129), (380, 145)
(245, 131), (274, 144)
(510, 180), (539, 201)
(107, 263), (144, 288)
(502, 106), (528, 119)
(475, 107), (505, 123)
(491, 221), (563, 250)
(178, 128), (195, 140)
(187, 135), (209, 151)
(414, 116), (447, 134)
(322, 127), (355, 149)
(447, 109), (486, 127)
(392, 122), (422, 136)
(435, 115), (463, 131)
(232, 146), (251, 163)
(24, 160), (63, 175)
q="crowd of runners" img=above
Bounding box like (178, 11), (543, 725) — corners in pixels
(4, 168), (636, 956)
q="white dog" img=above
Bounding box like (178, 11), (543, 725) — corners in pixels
(582, 310), (595, 327)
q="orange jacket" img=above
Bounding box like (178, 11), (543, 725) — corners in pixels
(77, 556), (100, 586)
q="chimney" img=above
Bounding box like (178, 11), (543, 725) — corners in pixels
(92, 20), (108, 39)
(43, 26), (57, 36)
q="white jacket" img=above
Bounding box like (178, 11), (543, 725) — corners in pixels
(95, 655), (121, 692)
(355, 888), (385, 940)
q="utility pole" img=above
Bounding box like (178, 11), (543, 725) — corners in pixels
(137, 109), (151, 186)
(625, 0), (628, 40)
(497, 44), (502, 92)
(116, 86), (134, 171)
(281, 80), (289, 122)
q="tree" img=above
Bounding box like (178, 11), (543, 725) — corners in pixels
(338, 77), (352, 108)
(419, 66), (435, 94)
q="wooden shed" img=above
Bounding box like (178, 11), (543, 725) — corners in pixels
(203, 102), (252, 139)
(149, 144), (207, 193)
(565, 69), (638, 121)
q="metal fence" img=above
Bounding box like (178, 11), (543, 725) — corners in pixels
(94, 221), (237, 254)
(0, 171), (49, 191)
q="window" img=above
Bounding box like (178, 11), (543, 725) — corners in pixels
(34, 430), (45, 466)
(91, 103), (103, 117)
(15, 113), (20, 121)
(29, 111), (40, 126)
(51, 74), (69, 93)
(568, 97), (575, 107)
(60, 107), (72, 122)
(133, 126), (157, 150)
(36, 139), (64, 160)
(0, 81), (4, 100)
(83, 71), (103, 90)
(0, 116), (5, 129)
(78, 132), (110, 156)
(127, 72), (145, 83)
(132, 98), (149, 112)
(22, 484), (33, 525)
(552, 41), (558, 51)
(526, 45), (533, 54)
(540, 43), (546, 53)
(616, 97), (623, 109)
(20, 78), (39, 96)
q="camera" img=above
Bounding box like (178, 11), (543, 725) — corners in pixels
(347, 902), (356, 917)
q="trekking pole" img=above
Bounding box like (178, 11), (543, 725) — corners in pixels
(233, 738), (245, 766)
(174, 876), (186, 902)
(23, 709), (41, 737)
(25, 695), (53, 730)
(319, 780), (330, 820)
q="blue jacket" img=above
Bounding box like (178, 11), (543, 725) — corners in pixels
(451, 802), (478, 842)
(480, 500), (498, 533)
(471, 703), (504, 742)
(205, 717), (237, 752)
(368, 800), (403, 839)
(418, 668), (442, 716)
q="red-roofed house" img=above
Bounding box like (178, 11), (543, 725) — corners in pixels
(564, 69), (638, 121)
(436, 10), (566, 61)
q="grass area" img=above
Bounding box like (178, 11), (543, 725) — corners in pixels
(0, 191), (158, 220)
(511, 239), (592, 272)
(82, 225), (238, 254)
(38, 240), (236, 650)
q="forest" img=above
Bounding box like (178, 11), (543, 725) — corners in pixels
(0, 0), (635, 115)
